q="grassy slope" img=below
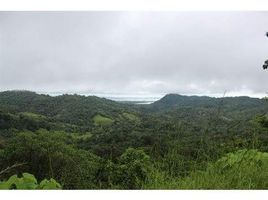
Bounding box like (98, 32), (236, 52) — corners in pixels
(93, 114), (114, 126)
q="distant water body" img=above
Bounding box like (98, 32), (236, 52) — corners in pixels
(44, 92), (164, 104)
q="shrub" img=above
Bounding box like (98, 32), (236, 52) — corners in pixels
(0, 172), (61, 189)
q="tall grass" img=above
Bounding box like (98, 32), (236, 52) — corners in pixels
(143, 149), (268, 189)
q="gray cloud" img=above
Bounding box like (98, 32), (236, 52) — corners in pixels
(0, 11), (268, 97)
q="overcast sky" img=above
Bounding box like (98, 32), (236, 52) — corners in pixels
(0, 11), (268, 97)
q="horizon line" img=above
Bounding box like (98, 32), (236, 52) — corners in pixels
(0, 89), (267, 99)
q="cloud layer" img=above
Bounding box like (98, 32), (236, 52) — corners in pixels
(0, 12), (268, 97)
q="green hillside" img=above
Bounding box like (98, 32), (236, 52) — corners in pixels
(0, 90), (268, 189)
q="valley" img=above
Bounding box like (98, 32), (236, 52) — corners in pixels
(0, 90), (267, 189)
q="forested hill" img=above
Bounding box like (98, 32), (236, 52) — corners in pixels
(1, 91), (267, 119)
(0, 90), (268, 189)
(1, 90), (267, 131)
(0, 90), (135, 127)
(149, 93), (268, 115)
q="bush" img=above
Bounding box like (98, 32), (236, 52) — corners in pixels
(0, 172), (61, 189)
(115, 148), (151, 189)
(0, 130), (101, 189)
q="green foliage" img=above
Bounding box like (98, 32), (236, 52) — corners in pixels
(93, 114), (114, 126)
(0, 130), (101, 189)
(115, 148), (151, 189)
(20, 112), (47, 120)
(1, 91), (268, 189)
(0, 90), (131, 127)
(255, 115), (268, 128)
(178, 150), (268, 189)
(38, 178), (62, 189)
(71, 132), (92, 141)
(121, 113), (140, 123)
(142, 168), (180, 189)
(0, 173), (61, 189)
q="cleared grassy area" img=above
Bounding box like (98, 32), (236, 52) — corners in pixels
(93, 114), (114, 126)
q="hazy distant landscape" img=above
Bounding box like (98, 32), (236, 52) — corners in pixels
(42, 92), (164, 104)
(0, 11), (268, 190)
(39, 92), (268, 104)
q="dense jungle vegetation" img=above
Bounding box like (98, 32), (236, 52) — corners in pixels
(0, 90), (268, 189)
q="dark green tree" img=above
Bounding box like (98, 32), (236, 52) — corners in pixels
(115, 148), (151, 189)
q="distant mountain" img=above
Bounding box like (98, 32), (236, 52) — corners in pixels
(152, 93), (266, 107)
(149, 93), (268, 119)
(152, 93), (215, 107)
